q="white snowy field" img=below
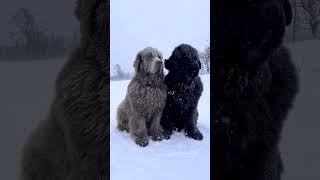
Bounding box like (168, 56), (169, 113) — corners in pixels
(110, 75), (210, 180)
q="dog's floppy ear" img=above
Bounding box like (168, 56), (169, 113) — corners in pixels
(134, 53), (142, 73)
(164, 59), (172, 70)
(283, 0), (293, 26)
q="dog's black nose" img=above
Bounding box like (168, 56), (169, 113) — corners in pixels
(156, 60), (162, 65)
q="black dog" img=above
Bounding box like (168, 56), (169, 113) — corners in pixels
(213, 0), (298, 180)
(161, 44), (203, 140)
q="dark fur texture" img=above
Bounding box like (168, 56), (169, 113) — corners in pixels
(160, 44), (204, 140)
(212, 0), (298, 179)
(21, 0), (109, 179)
(117, 47), (167, 147)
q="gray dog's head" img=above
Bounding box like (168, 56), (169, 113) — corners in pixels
(134, 47), (164, 75)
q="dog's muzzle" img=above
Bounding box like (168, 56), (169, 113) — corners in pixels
(150, 58), (163, 74)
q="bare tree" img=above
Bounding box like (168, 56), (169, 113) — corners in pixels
(300, 0), (320, 38)
(199, 44), (210, 74)
(287, 0), (320, 42)
(110, 64), (133, 80)
(292, 0), (298, 44)
(115, 64), (126, 80)
(3, 7), (73, 61)
(9, 8), (48, 58)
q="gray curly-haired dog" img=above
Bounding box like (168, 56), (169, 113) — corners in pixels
(117, 47), (167, 147)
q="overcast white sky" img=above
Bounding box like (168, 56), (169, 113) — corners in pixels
(110, 0), (210, 74)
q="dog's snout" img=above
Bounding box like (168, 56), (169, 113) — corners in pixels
(156, 60), (162, 65)
(149, 59), (163, 74)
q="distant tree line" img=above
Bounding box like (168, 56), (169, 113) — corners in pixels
(110, 64), (133, 81)
(286, 0), (320, 42)
(0, 8), (79, 61)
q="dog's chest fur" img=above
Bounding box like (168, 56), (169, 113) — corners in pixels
(165, 77), (202, 113)
(128, 76), (167, 118)
(213, 62), (274, 170)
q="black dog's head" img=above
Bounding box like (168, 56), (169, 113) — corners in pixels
(165, 44), (201, 83)
(214, 0), (292, 69)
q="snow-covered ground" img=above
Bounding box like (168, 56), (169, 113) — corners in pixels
(280, 40), (320, 180)
(0, 58), (65, 180)
(110, 75), (210, 180)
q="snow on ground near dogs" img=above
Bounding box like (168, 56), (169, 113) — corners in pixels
(110, 75), (210, 180)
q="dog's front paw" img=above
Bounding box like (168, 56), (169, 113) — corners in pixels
(134, 136), (149, 147)
(151, 134), (164, 141)
(163, 129), (173, 140)
(117, 124), (128, 132)
(173, 126), (182, 132)
(150, 127), (165, 141)
(184, 129), (203, 140)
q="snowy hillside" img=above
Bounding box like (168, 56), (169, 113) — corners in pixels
(110, 75), (210, 180)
